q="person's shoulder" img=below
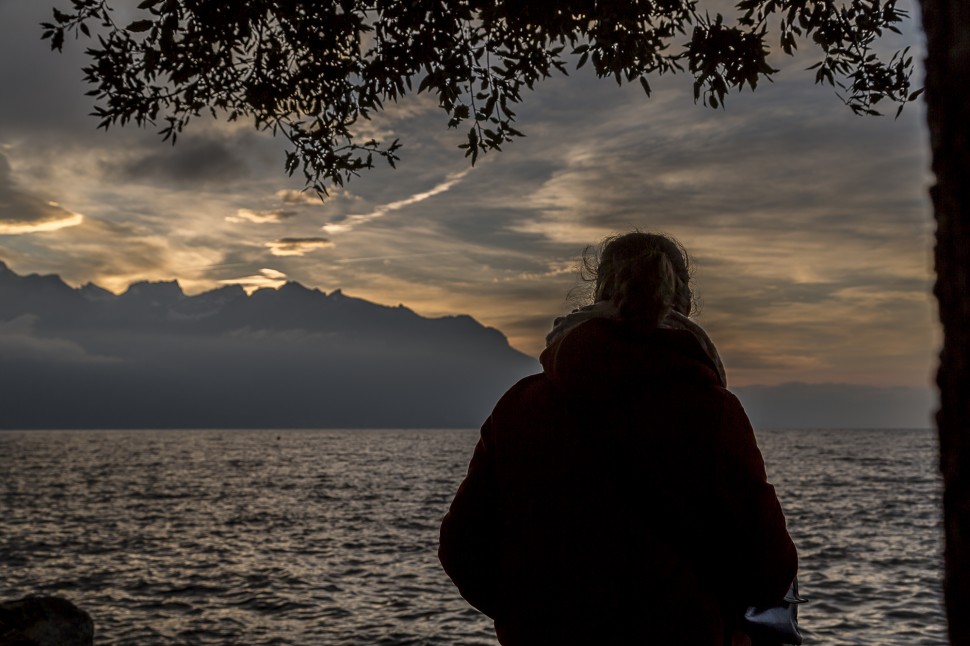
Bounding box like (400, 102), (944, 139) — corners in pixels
(486, 371), (562, 431)
(693, 387), (758, 447)
(717, 388), (750, 418)
(494, 372), (550, 407)
(674, 383), (750, 427)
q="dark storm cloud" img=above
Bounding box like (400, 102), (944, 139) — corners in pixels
(104, 136), (252, 187)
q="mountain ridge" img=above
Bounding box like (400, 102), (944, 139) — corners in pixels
(0, 262), (519, 346)
(0, 261), (933, 429)
(0, 261), (539, 429)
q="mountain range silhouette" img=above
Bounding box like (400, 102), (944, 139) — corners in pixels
(0, 261), (538, 429)
(0, 261), (935, 429)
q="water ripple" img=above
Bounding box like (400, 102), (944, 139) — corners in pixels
(0, 428), (946, 644)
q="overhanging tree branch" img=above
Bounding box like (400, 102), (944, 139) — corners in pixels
(42, 0), (918, 197)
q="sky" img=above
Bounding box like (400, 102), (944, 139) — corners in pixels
(0, 1), (938, 424)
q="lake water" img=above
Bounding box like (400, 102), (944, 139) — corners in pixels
(0, 428), (945, 644)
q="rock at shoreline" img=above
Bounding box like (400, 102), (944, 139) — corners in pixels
(0, 596), (93, 646)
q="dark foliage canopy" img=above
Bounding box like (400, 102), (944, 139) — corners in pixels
(44, 0), (920, 196)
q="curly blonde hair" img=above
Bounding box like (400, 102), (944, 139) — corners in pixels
(579, 231), (693, 325)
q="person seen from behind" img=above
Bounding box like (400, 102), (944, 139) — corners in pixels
(439, 230), (798, 645)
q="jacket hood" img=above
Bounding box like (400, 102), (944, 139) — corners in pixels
(539, 317), (722, 396)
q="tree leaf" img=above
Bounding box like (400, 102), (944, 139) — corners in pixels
(126, 20), (154, 32)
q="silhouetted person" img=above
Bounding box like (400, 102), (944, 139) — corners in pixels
(439, 231), (797, 645)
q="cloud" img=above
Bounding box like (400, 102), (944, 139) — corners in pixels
(219, 267), (289, 293)
(322, 168), (472, 234)
(102, 136), (252, 187)
(478, 70), (928, 250)
(1, 217), (180, 293)
(0, 210), (83, 235)
(226, 208), (299, 224)
(276, 189), (324, 205)
(0, 153), (85, 234)
(266, 237), (334, 256)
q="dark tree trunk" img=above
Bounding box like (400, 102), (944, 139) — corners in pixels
(920, 0), (970, 643)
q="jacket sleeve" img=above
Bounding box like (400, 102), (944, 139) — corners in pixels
(438, 417), (502, 618)
(712, 392), (798, 607)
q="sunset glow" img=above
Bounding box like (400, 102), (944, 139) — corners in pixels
(0, 0), (934, 423)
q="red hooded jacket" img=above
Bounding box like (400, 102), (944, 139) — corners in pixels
(439, 318), (797, 645)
